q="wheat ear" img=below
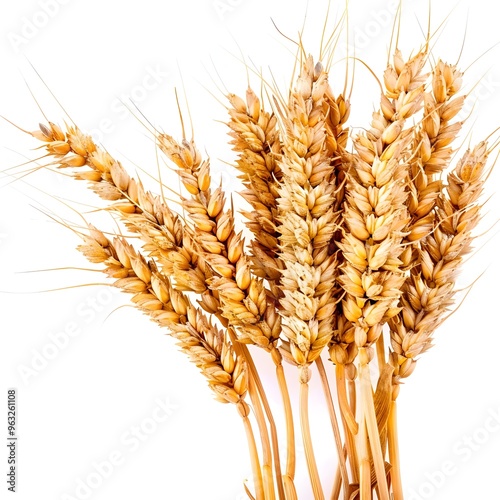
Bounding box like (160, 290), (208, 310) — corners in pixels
(157, 133), (289, 500)
(275, 54), (347, 500)
(227, 89), (284, 296)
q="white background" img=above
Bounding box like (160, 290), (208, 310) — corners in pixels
(1, 1), (500, 499)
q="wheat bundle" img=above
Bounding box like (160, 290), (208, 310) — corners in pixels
(8, 10), (496, 500)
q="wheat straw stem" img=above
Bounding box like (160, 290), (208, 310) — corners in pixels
(346, 371), (358, 487)
(359, 348), (390, 500)
(315, 357), (349, 500)
(239, 345), (287, 500)
(330, 445), (348, 500)
(271, 348), (297, 495)
(237, 341), (286, 500)
(335, 365), (358, 436)
(282, 479), (298, 500)
(253, 364), (286, 500)
(356, 420), (370, 500)
(247, 368), (276, 500)
(347, 375), (356, 421)
(243, 484), (257, 500)
(226, 327), (280, 500)
(299, 367), (325, 500)
(238, 401), (266, 500)
(375, 335), (386, 373)
(388, 400), (403, 500)
(335, 363), (358, 483)
(227, 326), (276, 500)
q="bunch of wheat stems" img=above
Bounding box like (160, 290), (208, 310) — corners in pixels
(16, 34), (493, 500)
